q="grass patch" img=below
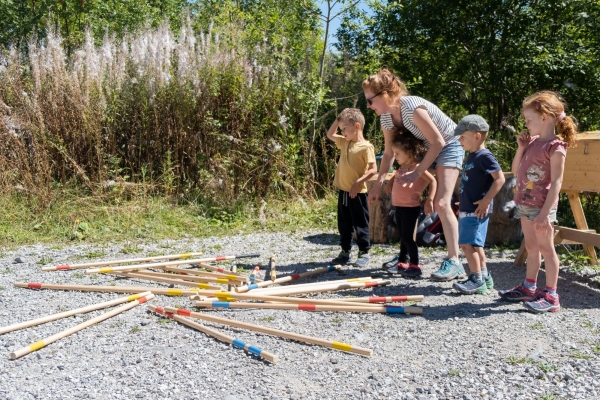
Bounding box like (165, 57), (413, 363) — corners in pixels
(593, 344), (600, 354)
(0, 191), (337, 248)
(571, 349), (590, 360)
(73, 273), (85, 279)
(507, 356), (535, 365)
(539, 363), (557, 373)
(582, 321), (594, 328)
(538, 395), (559, 400)
(0, 286), (5, 290)
(261, 316), (275, 322)
(130, 326), (141, 334)
(449, 369), (460, 377)
(330, 318), (343, 323)
(37, 256), (53, 265)
(531, 322), (545, 330)
(157, 318), (172, 325)
(85, 251), (106, 259)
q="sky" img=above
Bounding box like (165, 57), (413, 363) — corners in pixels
(317, 0), (371, 46)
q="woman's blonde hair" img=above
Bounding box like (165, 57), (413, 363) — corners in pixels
(522, 90), (578, 148)
(362, 69), (408, 107)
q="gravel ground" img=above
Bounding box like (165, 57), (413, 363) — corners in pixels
(1, 230), (600, 400)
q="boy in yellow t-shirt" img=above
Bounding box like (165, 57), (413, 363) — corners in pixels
(326, 108), (377, 267)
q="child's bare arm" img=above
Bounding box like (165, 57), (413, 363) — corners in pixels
(383, 176), (394, 195)
(473, 170), (505, 218)
(350, 162), (377, 198)
(326, 119), (341, 142)
(421, 170), (437, 215)
(536, 152), (566, 222)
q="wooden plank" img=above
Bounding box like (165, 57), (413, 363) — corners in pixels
(555, 226), (600, 249)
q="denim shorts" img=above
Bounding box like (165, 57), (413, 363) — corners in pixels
(458, 214), (489, 247)
(430, 139), (465, 169)
(513, 204), (558, 223)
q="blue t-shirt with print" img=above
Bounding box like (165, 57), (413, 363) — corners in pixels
(459, 149), (501, 213)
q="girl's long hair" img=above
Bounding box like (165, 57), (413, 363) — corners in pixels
(522, 91), (578, 148)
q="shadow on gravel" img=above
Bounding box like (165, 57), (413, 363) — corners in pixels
(487, 260), (600, 310)
(302, 233), (339, 246)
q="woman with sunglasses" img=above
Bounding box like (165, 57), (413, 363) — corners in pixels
(363, 69), (466, 281)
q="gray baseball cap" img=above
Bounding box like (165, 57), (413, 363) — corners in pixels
(454, 114), (489, 136)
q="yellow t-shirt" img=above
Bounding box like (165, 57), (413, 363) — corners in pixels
(333, 137), (376, 193)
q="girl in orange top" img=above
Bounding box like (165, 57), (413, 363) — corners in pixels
(384, 131), (437, 276)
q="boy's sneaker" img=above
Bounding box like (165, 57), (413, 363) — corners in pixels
(484, 273), (494, 290)
(386, 262), (409, 274)
(331, 250), (350, 265)
(430, 258), (466, 281)
(498, 284), (539, 302)
(382, 254), (403, 270)
(453, 274), (488, 295)
(353, 252), (370, 268)
(402, 264), (423, 278)
(523, 291), (561, 313)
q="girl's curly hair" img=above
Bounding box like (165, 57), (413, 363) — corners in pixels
(390, 127), (427, 162)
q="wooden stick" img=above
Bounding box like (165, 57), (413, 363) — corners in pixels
(193, 292), (392, 307)
(269, 255), (276, 282)
(228, 262), (237, 292)
(244, 280), (391, 297)
(194, 301), (422, 314)
(331, 295), (425, 303)
(236, 265), (339, 293)
(249, 265), (260, 283)
(85, 253), (260, 275)
(42, 252), (204, 271)
(10, 293), (154, 359)
(150, 305), (372, 357)
(196, 262), (257, 279)
(166, 313), (279, 363)
(112, 272), (223, 290)
(247, 276), (374, 293)
(161, 266), (249, 283)
(118, 270), (246, 286)
(14, 282), (201, 296)
(0, 292), (152, 335)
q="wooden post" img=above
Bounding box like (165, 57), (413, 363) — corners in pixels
(150, 305), (373, 357)
(14, 282), (201, 296)
(269, 255), (276, 282)
(165, 313), (279, 363)
(85, 254), (260, 275)
(194, 301), (423, 314)
(10, 293), (154, 359)
(0, 292), (152, 335)
(42, 252), (203, 271)
(236, 265), (339, 293)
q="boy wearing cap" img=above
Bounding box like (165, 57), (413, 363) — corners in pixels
(452, 115), (505, 295)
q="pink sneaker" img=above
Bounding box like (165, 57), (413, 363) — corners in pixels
(386, 262), (409, 274)
(523, 291), (561, 313)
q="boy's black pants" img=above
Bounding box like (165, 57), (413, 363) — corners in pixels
(337, 190), (370, 253)
(394, 205), (421, 265)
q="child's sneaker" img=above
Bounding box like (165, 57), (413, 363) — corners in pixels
(523, 291), (561, 313)
(484, 273), (494, 290)
(498, 284), (539, 302)
(353, 251), (370, 268)
(386, 262), (409, 274)
(453, 274), (488, 295)
(402, 264), (423, 278)
(382, 254), (402, 270)
(430, 258), (466, 281)
(331, 250), (350, 265)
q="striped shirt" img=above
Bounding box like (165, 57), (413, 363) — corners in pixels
(380, 96), (458, 147)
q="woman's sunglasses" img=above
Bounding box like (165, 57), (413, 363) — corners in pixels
(366, 91), (383, 105)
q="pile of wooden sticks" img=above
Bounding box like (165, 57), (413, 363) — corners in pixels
(4, 251), (425, 363)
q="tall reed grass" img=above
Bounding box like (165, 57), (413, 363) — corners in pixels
(0, 18), (330, 207)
